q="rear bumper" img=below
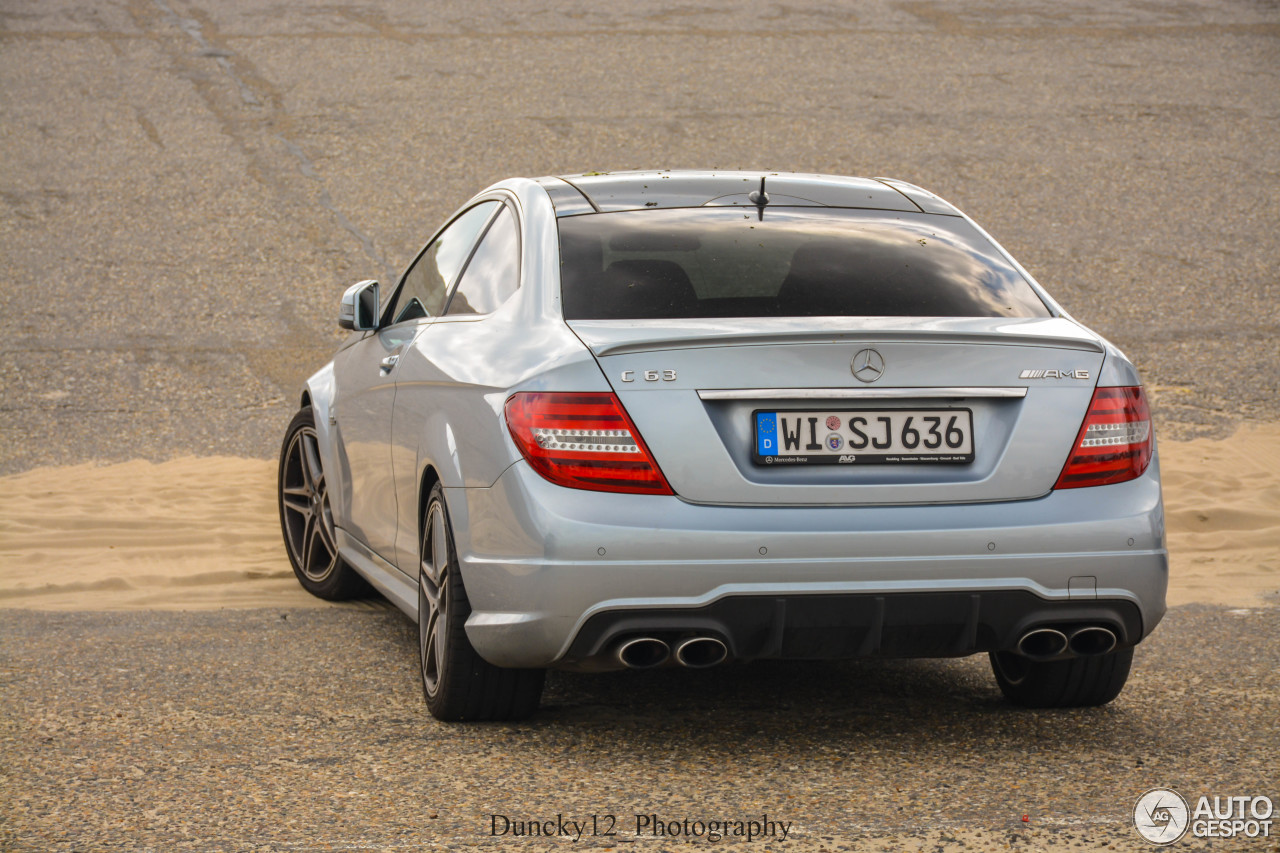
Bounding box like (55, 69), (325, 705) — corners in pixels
(448, 457), (1167, 668)
(561, 591), (1145, 667)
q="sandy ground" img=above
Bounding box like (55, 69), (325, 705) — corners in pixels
(2, 424), (1276, 611)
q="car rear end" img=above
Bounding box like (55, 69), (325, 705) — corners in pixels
(453, 176), (1166, 704)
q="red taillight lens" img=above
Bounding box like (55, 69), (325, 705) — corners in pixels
(1054, 386), (1153, 489)
(504, 392), (674, 495)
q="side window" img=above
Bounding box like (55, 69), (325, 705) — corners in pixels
(444, 205), (520, 316)
(389, 201), (499, 324)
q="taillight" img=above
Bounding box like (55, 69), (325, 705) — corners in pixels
(1054, 386), (1152, 489)
(504, 392), (673, 495)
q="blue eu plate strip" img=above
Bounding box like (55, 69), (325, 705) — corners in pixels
(756, 412), (777, 457)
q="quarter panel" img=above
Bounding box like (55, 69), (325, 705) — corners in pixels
(394, 312), (610, 486)
(384, 179), (593, 572)
(390, 319), (609, 571)
(1096, 337), (1144, 387)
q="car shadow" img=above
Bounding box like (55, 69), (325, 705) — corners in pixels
(563, 661), (1150, 754)
(370, 608), (1159, 758)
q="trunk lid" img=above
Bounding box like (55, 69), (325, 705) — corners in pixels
(569, 317), (1105, 505)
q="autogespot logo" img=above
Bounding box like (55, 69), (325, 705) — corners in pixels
(1134, 788), (1190, 845)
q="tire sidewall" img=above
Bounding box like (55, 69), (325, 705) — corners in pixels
(989, 647), (1134, 708)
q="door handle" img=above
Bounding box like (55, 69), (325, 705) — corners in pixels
(379, 354), (400, 373)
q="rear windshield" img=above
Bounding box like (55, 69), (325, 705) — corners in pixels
(557, 207), (1050, 320)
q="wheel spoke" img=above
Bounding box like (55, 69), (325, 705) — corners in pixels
(302, 512), (319, 572)
(433, 574), (449, 681)
(419, 569), (439, 610)
(420, 505), (448, 587)
(314, 533), (332, 576)
(423, 608), (439, 673)
(301, 434), (324, 493)
(431, 510), (448, 579)
(420, 581), (438, 628)
(418, 499), (453, 696)
(419, 567), (444, 691)
(281, 493), (311, 516)
(283, 435), (313, 500)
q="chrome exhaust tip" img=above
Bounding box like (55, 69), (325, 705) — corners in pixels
(1017, 628), (1069, 661)
(1068, 626), (1117, 656)
(673, 636), (728, 669)
(616, 637), (670, 669)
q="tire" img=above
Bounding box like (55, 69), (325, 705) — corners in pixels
(989, 647), (1134, 708)
(418, 482), (544, 722)
(278, 407), (371, 600)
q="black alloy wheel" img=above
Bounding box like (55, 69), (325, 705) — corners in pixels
(278, 407), (369, 600)
(418, 482), (544, 721)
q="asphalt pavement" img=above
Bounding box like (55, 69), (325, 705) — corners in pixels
(3, 606), (1278, 851)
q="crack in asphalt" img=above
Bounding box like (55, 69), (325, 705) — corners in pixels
(150, 0), (394, 284)
(152, 0), (260, 107)
(277, 135), (395, 285)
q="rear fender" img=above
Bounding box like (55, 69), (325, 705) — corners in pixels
(1095, 339), (1144, 387)
(398, 332), (614, 573)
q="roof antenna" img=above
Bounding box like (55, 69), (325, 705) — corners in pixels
(748, 176), (770, 220)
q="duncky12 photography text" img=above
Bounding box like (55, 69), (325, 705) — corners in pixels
(488, 813), (792, 843)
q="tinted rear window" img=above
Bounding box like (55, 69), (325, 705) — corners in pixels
(557, 208), (1050, 319)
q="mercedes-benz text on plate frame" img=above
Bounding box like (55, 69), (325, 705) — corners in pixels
(278, 170), (1167, 721)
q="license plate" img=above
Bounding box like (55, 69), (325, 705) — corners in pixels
(753, 408), (974, 465)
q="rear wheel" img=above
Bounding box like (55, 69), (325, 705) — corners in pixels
(989, 647), (1134, 708)
(278, 407), (370, 600)
(418, 483), (544, 721)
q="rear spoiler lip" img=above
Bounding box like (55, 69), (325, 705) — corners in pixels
(697, 386), (1029, 401)
(568, 318), (1106, 357)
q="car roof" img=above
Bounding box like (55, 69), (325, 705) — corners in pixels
(533, 170), (960, 217)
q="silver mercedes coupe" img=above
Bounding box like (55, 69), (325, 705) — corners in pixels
(277, 171), (1166, 721)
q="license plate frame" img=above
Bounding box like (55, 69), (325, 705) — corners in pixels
(752, 408), (975, 466)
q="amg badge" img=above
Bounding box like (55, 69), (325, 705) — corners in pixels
(1020, 369), (1090, 379)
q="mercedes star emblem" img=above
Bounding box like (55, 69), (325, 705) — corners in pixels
(851, 348), (885, 383)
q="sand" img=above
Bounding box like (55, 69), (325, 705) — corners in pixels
(1159, 423), (1280, 607)
(1, 425), (1276, 610)
(0, 456), (323, 611)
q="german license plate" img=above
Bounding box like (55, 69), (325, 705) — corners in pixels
(753, 409), (974, 465)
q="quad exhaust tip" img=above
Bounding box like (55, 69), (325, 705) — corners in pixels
(1068, 626), (1117, 656)
(1017, 628), (1069, 660)
(616, 637), (669, 669)
(674, 636), (728, 669)
(1016, 625), (1118, 660)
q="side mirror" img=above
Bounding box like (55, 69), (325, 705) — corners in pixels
(338, 280), (379, 331)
